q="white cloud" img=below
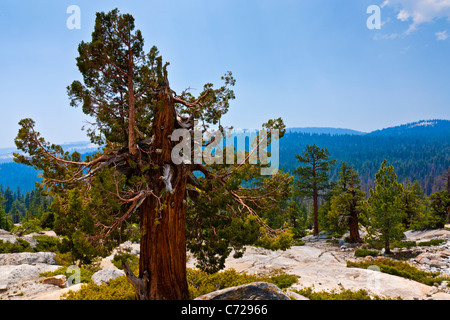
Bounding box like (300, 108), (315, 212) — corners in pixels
(435, 30), (448, 40)
(397, 9), (410, 21)
(383, 0), (450, 33)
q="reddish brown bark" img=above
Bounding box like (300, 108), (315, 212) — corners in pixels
(139, 178), (189, 300)
(127, 47), (137, 157)
(348, 212), (362, 243)
(125, 87), (190, 300)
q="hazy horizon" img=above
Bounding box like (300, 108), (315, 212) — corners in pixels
(1, 1), (450, 148)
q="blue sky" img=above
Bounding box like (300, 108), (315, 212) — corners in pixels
(0, 0), (449, 148)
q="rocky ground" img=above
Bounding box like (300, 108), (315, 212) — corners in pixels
(2, 227), (450, 300)
(187, 228), (450, 300)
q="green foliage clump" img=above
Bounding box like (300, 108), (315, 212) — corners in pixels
(62, 275), (135, 300)
(10, 219), (43, 235)
(111, 250), (139, 270)
(39, 265), (96, 284)
(0, 235), (60, 254)
(393, 240), (417, 249)
(187, 268), (298, 299)
(347, 258), (448, 286)
(354, 248), (379, 257)
(62, 267), (298, 300)
(0, 238), (32, 253)
(256, 228), (294, 251)
(418, 239), (446, 247)
(294, 286), (400, 300)
(32, 235), (60, 252)
(365, 238), (415, 251)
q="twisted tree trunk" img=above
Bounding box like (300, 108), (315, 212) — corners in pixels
(348, 213), (362, 243)
(124, 87), (190, 300)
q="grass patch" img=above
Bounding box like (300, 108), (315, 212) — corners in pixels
(294, 287), (401, 300)
(347, 258), (448, 286)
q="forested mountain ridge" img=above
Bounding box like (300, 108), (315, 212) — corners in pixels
(0, 119), (449, 194)
(280, 119), (450, 194)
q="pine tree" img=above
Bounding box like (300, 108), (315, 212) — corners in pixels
(285, 199), (307, 239)
(293, 144), (336, 236)
(366, 160), (404, 254)
(400, 181), (423, 229)
(0, 194), (10, 231)
(429, 190), (450, 228)
(53, 186), (106, 266)
(3, 186), (13, 214)
(329, 162), (365, 243)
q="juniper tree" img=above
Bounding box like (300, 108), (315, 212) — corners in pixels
(14, 9), (292, 300)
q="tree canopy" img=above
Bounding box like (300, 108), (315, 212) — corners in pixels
(13, 8), (292, 300)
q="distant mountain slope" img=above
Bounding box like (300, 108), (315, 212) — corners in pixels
(0, 141), (100, 164)
(369, 119), (450, 137)
(287, 127), (366, 135)
(0, 120), (448, 193)
(0, 141), (100, 191)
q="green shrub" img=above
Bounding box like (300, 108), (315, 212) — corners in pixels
(111, 250), (139, 270)
(393, 240), (417, 249)
(354, 248), (379, 257)
(39, 265), (96, 284)
(269, 271), (299, 290)
(366, 239), (419, 250)
(33, 235), (60, 252)
(347, 258), (448, 286)
(0, 238), (32, 253)
(364, 238), (384, 250)
(187, 268), (297, 299)
(61, 267), (298, 300)
(294, 287), (401, 300)
(61, 261), (137, 300)
(10, 220), (42, 235)
(418, 239), (446, 247)
(62, 276), (135, 300)
(293, 240), (306, 246)
(54, 251), (76, 266)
